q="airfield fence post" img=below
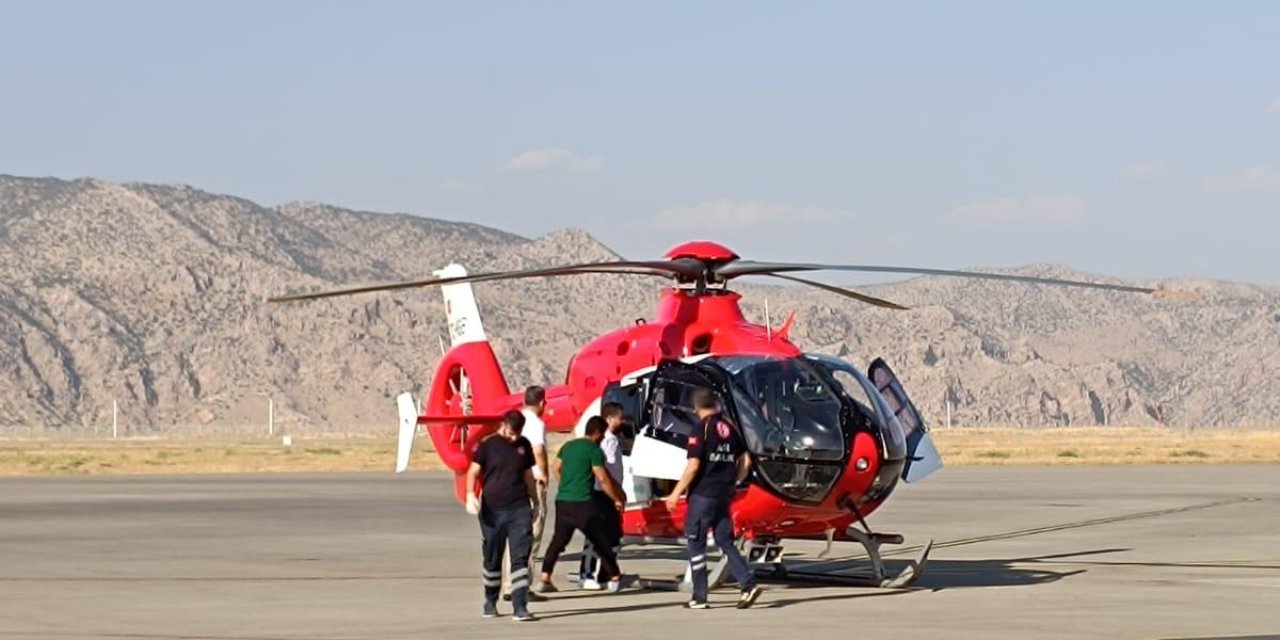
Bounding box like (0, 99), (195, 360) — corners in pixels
(112, 400), (118, 439)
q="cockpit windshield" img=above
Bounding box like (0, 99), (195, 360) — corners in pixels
(713, 355), (846, 462)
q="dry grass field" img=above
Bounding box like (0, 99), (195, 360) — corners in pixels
(1, 427), (1278, 475)
(0, 436), (416, 476)
(932, 426), (1280, 465)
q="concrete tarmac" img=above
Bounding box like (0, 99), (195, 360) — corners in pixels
(1, 466), (1278, 639)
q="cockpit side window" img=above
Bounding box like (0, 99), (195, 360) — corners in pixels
(726, 358), (845, 462)
(647, 375), (724, 448)
(824, 369), (878, 427)
(804, 353), (907, 461)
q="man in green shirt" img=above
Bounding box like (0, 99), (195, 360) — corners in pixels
(535, 416), (627, 593)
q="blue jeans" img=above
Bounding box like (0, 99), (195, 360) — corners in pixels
(480, 502), (532, 612)
(684, 493), (755, 602)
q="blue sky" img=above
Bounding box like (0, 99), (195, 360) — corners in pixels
(3, 1), (1279, 284)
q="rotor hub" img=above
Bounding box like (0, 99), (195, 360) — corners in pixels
(663, 240), (739, 263)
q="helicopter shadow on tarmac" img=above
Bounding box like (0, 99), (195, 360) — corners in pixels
(770, 548), (1113, 589)
(540, 547), (1111, 614)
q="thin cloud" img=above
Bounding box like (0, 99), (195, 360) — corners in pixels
(949, 194), (1085, 226)
(653, 198), (850, 231)
(503, 148), (604, 172)
(1198, 166), (1280, 192)
(1267, 98), (1280, 114)
(433, 178), (480, 193)
(1121, 160), (1170, 178)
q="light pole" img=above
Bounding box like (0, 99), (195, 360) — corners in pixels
(257, 393), (274, 436)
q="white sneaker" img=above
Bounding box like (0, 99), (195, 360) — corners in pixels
(606, 579), (622, 593)
(580, 578), (603, 591)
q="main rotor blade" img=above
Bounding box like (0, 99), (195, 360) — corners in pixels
(717, 261), (1156, 294)
(762, 273), (910, 310)
(268, 259), (698, 303)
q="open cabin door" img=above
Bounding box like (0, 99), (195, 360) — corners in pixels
(868, 358), (942, 483)
(626, 359), (726, 484)
(599, 375), (650, 505)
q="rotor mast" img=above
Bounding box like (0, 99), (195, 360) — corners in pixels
(655, 241), (752, 326)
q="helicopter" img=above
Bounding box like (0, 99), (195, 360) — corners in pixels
(269, 240), (1160, 590)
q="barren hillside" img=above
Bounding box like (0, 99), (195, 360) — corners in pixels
(2, 175), (1277, 431)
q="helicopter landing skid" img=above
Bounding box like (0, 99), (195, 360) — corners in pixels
(633, 553), (733, 593)
(630, 536), (752, 593)
(629, 532), (931, 592)
(757, 531), (934, 589)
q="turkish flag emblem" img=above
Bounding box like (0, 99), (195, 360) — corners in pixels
(688, 437), (699, 446)
(716, 421), (731, 439)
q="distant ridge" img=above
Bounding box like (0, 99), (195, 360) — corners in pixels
(2, 174), (1278, 431)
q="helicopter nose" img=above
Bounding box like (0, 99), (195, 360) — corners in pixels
(831, 431), (890, 506)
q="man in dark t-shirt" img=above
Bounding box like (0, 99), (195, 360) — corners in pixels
(467, 410), (537, 621)
(664, 387), (763, 610)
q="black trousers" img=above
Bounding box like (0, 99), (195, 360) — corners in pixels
(480, 502), (533, 610)
(592, 491), (622, 547)
(579, 491), (622, 581)
(540, 499), (621, 580)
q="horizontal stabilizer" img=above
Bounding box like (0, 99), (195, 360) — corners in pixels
(396, 393), (417, 473)
(416, 414), (508, 425)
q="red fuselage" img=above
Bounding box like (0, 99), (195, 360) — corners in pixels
(425, 283), (891, 544)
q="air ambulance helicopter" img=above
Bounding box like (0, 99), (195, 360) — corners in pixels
(270, 241), (1161, 590)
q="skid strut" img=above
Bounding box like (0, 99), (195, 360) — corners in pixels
(753, 529), (933, 589)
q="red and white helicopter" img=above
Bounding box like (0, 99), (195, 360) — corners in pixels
(271, 241), (1159, 589)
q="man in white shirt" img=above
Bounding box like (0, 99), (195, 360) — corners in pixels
(577, 401), (627, 588)
(505, 386), (549, 601)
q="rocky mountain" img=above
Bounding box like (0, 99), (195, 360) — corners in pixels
(2, 174), (1278, 432)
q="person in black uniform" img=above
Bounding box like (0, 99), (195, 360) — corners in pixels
(664, 387), (763, 610)
(466, 410), (538, 621)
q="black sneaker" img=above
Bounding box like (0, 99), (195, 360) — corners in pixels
(684, 600), (709, 610)
(482, 601), (498, 618)
(737, 585), (763, 609)
(513, 610), (537, 622)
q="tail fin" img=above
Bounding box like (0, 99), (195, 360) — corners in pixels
(435, 263), (487, 346)
(395, 392), (417, 473)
